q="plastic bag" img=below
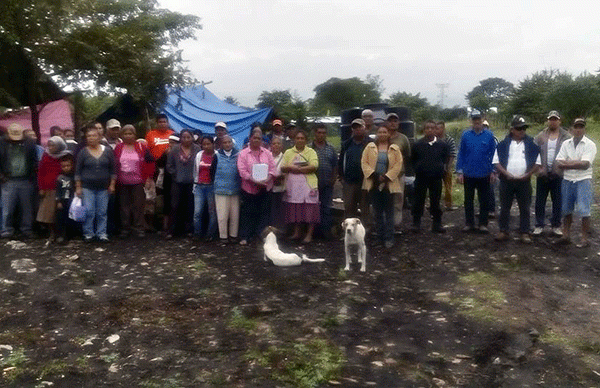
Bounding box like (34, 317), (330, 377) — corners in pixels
(68, 196), (86, 222)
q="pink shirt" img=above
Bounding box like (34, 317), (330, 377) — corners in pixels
(237, 146), (275, 194)
(118, 146), (143, 185)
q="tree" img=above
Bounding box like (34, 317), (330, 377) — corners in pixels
(256, 90), (293, 111)
(311, 77), (381, 115)
(224, 96), (240, 106)
(256, 89), (308, 127)
(544, 73), (600, 124)
(1, 0), (201, 110)
(508, 70), (570, 123)
(466, 77), (514, 112)
(387, 91), (437, 124)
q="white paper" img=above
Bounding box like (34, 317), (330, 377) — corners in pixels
(252, 163), (268, 181)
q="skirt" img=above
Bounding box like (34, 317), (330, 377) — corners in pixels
(37, 190), (57, 224)
(285, 202), (321, 224)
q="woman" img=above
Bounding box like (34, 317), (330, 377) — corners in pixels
(166, 129), (200, 238)
(75, 125), (117, 242)
(37, 136), (69, 240)
(193, 136), (217, 240)
(114, 125), (155, 238)
(361, 126), (403, 249)
(281, 130), (320, 243)
(212, 135), (241, 242)
(237, 126), (275, 245)
(270, 136), (286, 229)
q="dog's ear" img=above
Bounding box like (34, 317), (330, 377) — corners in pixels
(342, 220), (347, 228)
(355, 219), (362, 225)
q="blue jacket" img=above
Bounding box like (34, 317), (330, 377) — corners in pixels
(456, 128), (496, 178)
(212, 148), (241, 195)
(495, 134), (540, 180)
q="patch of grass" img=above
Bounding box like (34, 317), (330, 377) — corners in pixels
(337, 268), (349, 281)
(38, 359), (70, 378)
(246, 339), (345, 388)
(320, 314), (341, 329)
(0, 347), (29, 382)
(99, 352), (120, 364)
(191, 259), (206, 272)
(228, 306), (257, 332)
(140, 374), (184, 388)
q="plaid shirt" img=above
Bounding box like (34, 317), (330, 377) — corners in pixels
(312, 141), (338, 187)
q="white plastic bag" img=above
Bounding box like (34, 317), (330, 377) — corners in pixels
(68, 196), (86, 222)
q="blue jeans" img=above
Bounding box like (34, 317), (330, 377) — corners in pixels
(371, 187), (394, 243)
(82, 188), (109, 239)
(1, 180), (34, 237)
(193, 183), (217, 237)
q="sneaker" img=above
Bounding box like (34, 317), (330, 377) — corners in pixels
(551, 227), (563, 237)
(239, 239), (247, 246)
(462, 225), (476, 233)
(83, 235), (94, 242)
(532, 227), (543, 236)
(495, 232), (509, 241)
(478, 225), (489, 234)
(521, 234), (532, 244)
(98, 236), (109, 242)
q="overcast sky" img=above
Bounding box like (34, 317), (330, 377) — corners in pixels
(159, 0), (600, 110)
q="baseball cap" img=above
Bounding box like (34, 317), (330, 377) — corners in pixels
(386, 113), (399, 120)
(7, 123), (24, 141)
(214, 122), (227, 129)
(272, 119), (283, 126)
(511, 115), (528, 129)
(351, 118), (365, 127)
(573, 117), (586, 126)
(547, 110), (561, 120)
(470, 109), (482, 119)
(106, 119), (121, 129)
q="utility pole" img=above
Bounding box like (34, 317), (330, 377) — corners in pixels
(436, 83), (449, 108)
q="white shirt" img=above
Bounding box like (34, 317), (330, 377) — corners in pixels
(492, 139), (541, 176)
(555, 135), (597, 182)
(546, 139), (557, 167)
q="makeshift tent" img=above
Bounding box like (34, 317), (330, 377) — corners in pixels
(0, 99), (74, 146)
(163, 85), (271, 146)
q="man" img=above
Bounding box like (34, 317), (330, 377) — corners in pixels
(533, 110), (571, 236)
(456, 110), (496, 232)
(0, 123), (38, 238)
(387, 113), (411, 229)
(362, 109), (376, 136)
(435, 121), (458, 210)
(214, 122), (231, 150)
(145, 114), (174, 231)
(311, 123), (338, 239)
(145, 114), (174, 162)
(283, 123), (297, 150)
(493, 116), (541, 243)
(411, 120), (450, 233)
(104, 118), (123, 149)
(267, 119), (284, 144)
(338, 118), (372, 223)
(555, 118), (597, 247)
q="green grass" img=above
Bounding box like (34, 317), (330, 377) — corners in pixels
(245, 339), (345, 388)
(227, 306), (257, 332)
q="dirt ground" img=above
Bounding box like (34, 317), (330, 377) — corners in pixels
(2, 206), (600, 388)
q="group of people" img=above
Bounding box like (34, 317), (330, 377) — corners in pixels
(0, 108), (596, 248)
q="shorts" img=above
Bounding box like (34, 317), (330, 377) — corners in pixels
(561, 179), (593, 217)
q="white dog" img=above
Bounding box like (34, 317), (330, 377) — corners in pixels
(342, 218), (367, 272)
(262, 227), (325, 267)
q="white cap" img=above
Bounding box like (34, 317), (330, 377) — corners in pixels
(215, 121), (227, 129)
(106, 118), (121, 129)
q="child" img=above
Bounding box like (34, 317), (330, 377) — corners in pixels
(37, 136), (69, 241)
(55, 153), (77, 243)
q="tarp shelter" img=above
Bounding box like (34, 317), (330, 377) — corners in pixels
(0, 99), (74, 146)
(163, 85), (272, 146)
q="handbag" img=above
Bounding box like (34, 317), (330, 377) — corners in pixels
(68, 196), (86, 222)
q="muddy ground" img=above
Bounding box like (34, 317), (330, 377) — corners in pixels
(1, 207), (600, 388)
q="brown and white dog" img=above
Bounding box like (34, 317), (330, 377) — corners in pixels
(261, 226), (325, 267)
(342, 218), (367, 272)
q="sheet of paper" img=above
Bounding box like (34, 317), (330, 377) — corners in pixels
(252, 163), (268, 181)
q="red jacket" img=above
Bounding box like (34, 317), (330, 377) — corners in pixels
(114, 142), (155, 184)
(37, 153), (62, 190)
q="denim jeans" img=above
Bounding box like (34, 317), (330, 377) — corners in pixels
(371, 187), (394, 243)
(463, 176), (491, 227)
(193, 183), (217, 237)
(1, 180), (34, 236)
(535, 174), (562, 228)
(82, 188), (109, 239)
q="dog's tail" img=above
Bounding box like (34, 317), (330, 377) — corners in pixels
(301, 254), (325, 263)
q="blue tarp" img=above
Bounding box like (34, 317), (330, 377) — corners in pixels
(163, 85), (271, 146)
